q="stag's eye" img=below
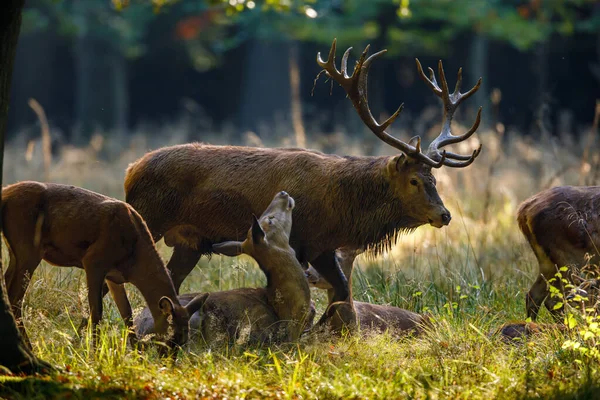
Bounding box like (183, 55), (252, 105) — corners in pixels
(410, 179), (418, 186)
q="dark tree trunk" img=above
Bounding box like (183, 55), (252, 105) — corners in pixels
(237, 39), (291, 140)
(0, 0), (52, 375)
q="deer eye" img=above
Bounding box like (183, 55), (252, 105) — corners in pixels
(410, 179), (418, 186)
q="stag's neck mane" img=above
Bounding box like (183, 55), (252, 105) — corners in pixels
(329, 155), (421, 255)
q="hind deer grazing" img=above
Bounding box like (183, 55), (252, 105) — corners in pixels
(123, 39), (483, 327)
(518, 186), (600, 320)
(134, 191), (315, 345)
(306, 248), (430, 335)
(2, 181), (189, 350)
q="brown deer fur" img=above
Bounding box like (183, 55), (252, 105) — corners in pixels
(518, 186), (600, 320)
(2, 181), (189, 349)
(306, 248), (430, 335)
(134, 191), (315, 345)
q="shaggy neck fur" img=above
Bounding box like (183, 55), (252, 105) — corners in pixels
(328, 156), (423, 255)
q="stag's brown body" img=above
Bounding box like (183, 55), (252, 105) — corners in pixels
(134, 191), (315, 345)
(124, 40), (483, 326)
(2, 181), (189, 349)
(518, 185), (600, 320)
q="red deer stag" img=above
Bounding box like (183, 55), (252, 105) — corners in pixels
(306, 248), (430, 335)
(2, 181), (189, 350)
(518, 186), (600, 320)
(123, 39), (483, 326)
(134, 191), (315, 345)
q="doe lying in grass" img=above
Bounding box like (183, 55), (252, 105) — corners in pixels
(2, 181), (189, 350)
(306, 248), (430, 336)
(518, 186), (600, 320)
(135, 191), (315, 346)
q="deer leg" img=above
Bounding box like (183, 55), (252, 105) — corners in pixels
(526, 275), (548, 321)
(76, 281), (109, 336)
(4, 250), (42, 350)
(83, 263), (107, 348)
(311, 251), (356, 329)
(311, 251), (350, 303)
(106, 281), (137, 346)
(166, 246), (201, 294)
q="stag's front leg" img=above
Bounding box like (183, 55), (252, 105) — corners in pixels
(312, 251), (349, 302)
(166, 246), (202, 294)
(311, 251), (356, 330)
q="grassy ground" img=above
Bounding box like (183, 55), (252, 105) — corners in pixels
(1, 122), (600, 399)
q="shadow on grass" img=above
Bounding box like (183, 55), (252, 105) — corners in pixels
(0, 376), (153, 400)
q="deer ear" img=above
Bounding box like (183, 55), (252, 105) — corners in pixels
(212, 241), (243, 256)
(159, 296), (175, 317)
(185, 293), (209, 315)
(387, 154), (407, 175)
(251, 214), (266, 244)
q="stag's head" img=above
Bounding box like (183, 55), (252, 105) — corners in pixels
(212, 191), (296, 266)
(317, 39), (483, 228)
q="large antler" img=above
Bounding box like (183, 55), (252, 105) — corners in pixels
(316, 39), (482, 168)
(415, 59), (482, 167)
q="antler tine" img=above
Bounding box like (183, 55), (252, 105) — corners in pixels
(439, 145), (482, 168)
(454, 67), (463, 96)
(340, 47), (352, 78)
(437, 60), (451, 104)
(415, 58), (441, 96)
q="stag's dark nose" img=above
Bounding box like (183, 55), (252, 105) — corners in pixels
(278, 191), (289, 197)
(441, 212), (452, 225)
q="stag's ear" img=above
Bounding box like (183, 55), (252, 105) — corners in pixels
(212, 241), (243, 256)
(251, 214), (266, 244)
(159, 296), (175, 317)
(387, 154), (408, 175)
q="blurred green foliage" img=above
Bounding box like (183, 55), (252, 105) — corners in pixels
(20, 0), (600, 69)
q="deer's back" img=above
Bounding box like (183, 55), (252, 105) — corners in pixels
(517, 186), (600, 270)
(124, 143), (371, 256)
(2, 181), (150, 268)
